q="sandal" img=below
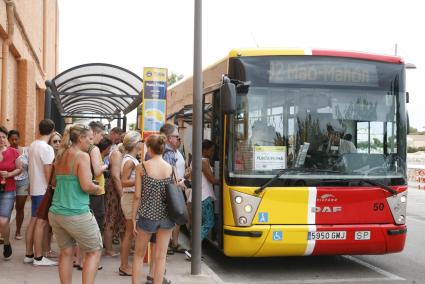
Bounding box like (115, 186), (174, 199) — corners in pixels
(14, 234), (23, 240)
(104, 251), (120, 257)
(171, 244), (186, 253)
(167, 247), (174, 255)
(119, 268), (132, 276)
(44, 250), (59, 259)
(146, 276), (171, 284)
(78, 265), (103, 270)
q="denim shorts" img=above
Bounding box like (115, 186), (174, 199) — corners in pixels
(15, 179), (29, 196)
(31, 195), (44, 217)
(0, 191), (16, 218)
(137, 216), (175, 233)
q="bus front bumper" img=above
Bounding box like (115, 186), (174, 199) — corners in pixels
(223, 224), (407, 257)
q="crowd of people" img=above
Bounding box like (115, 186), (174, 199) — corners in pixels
(0, 119), (218, 284)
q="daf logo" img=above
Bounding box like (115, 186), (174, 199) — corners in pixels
(317, 193), (338, 202)
(312, 206), (342, 213)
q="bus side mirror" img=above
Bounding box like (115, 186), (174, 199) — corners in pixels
(220, 81), (236, 114)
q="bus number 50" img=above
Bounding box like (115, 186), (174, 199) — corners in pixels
(373, 203), (385, 211)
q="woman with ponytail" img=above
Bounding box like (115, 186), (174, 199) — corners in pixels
(118, 131), (143, 276)
(132, 134), (175, 284)
(48, 124), (102, 284)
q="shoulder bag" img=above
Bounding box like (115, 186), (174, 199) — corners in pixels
(166, 168), (189, 225)
(36, 165), (55, 221)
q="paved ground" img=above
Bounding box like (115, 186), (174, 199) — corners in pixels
(0, 201), (217, 284)
(3, 184), (424, 283)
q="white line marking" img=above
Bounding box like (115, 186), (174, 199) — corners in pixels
(304, 187), (317, 255)
(304, 47), (313, 55)
(343, 255), (405, 281)
(204, 255), (405, 284)
(224, 277), (403, 284)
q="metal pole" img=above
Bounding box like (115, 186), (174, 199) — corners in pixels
(44, 88), (52, 119)
(123, 115), (127, 132)
(191, 0), (202, 275)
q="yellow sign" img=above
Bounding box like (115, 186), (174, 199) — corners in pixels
(141, 67), (168, 139)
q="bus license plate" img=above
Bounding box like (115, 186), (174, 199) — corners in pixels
(308, 231), (346, 240)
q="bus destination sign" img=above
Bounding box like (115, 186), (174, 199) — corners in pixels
(269, 60), (379, 87)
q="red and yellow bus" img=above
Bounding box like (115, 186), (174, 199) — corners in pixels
(168, 48), (408, 257)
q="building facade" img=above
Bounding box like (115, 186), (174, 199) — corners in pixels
(0, 0), (58, 144)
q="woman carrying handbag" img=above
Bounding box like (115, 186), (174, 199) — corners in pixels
(132, 134), (174, 284)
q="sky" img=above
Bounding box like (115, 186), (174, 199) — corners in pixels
(58, 0), (424, 128)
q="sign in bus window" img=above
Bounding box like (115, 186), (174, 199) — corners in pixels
(254, 146), (286, 171)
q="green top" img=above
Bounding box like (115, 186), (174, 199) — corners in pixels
(49, 151), (90, 216)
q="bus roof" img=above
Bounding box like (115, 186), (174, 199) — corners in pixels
(228, 48), (403, 64)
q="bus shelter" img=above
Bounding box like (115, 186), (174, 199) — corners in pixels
(45, 63), (143, 133)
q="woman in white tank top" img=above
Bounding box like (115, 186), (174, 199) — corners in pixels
(119, 131), (142, 276)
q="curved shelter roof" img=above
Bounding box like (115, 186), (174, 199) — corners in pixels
(46, 63), (143, 120)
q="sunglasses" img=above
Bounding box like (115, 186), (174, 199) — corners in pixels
(53, 140), (61, 144)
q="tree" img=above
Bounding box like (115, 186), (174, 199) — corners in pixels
(129, 123), (136, 130)
(168, 72), (184, 86)
(409, 126), (418, 134)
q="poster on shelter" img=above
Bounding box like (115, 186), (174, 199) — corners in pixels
(143, 100), (166, 132)
(141, 67), (168, 139)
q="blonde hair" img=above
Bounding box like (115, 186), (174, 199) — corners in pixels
(49, 131), (62, 145)
(146, 134), (167, 155)
(122, 131), (141, 152)
(56, 124), (90, 160)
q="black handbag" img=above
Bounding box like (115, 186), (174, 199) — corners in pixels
(166, 170), (189, 225)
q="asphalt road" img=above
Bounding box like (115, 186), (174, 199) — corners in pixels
(202, 184), (425, 284)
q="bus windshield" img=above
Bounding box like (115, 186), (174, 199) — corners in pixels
(228, 56), (406, 182)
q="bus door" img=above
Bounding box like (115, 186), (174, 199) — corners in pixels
(203, 91), (223, 246)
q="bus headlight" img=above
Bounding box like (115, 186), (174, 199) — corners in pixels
(235, 196), (243, 204)
(230, 190), (262, 227)
(244, 205), (253, 213)
(386, 191), (408, 225)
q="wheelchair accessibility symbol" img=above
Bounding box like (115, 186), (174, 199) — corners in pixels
(272, 231), (283, 241)
(258, 212), (268, 223)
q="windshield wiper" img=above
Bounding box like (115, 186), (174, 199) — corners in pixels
(255, 169), (398, 196)
(322, 178), (397, 195)
(358, 179), (397, 195)
(254, 168), (342, 194)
